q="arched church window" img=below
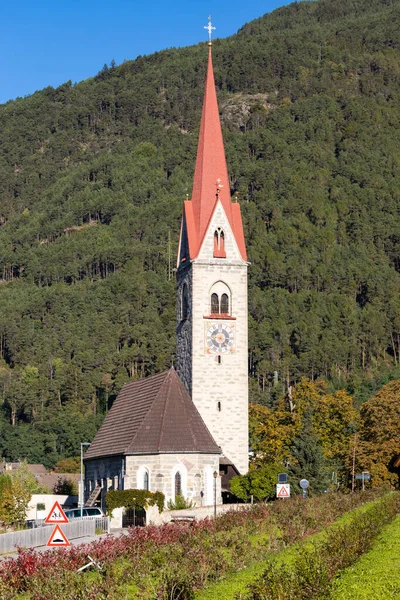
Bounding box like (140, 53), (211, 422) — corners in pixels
(211, 293), (219, 314)
(220, 293), (229, 314)
(213, 228), (226, 258)
(143, 470), (149, 491)
(175, 472), (182, 497)
(182, 284), (189, 320)
(220, 230), (225, 251)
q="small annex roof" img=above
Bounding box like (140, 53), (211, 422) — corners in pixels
(84, 369), (221, 460)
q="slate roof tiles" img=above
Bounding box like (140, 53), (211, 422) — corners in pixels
(84, 369), (220, 460)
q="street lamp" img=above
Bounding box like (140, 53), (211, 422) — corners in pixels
(213, 471), (218, 519)
(80, 442), (91, 519)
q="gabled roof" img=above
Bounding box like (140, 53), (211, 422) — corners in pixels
(84, 369), (221, 460)
(185, 45), (247, 261)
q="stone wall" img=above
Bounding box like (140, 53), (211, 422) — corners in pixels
(146, 502), (251, 526)
(85, 452), (221, 511)
(125, 452), (221, 506)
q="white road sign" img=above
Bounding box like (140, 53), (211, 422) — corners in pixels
(276, 483), (290, 498)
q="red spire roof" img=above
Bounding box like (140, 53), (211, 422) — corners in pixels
(184, 45), (247, 261)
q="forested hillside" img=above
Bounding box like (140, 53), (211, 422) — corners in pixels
(1, 0), (400, 466)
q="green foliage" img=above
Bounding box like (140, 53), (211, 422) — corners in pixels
(231, 463), (282, 501)
(288, 410), (331, 494)
(105, 488), (165, 514)
(0, 473), (31, 527)
(166, 494), (196, 510)
(331, 514), (400, 599)
(245, 493), (400, 600)
(10, 460), (49, 494)
(53, 456), (80, 473)
(52, 476), (77, 495)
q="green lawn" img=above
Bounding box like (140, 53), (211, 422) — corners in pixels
(330, 514), (400, 599)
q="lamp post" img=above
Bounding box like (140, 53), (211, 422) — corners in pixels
(213, 471), (218, 519)
(80, 442), (91, 519)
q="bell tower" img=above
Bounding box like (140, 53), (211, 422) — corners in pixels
(176, 20), (249, 475)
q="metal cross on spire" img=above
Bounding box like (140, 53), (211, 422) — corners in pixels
(204, 16), (216, 45)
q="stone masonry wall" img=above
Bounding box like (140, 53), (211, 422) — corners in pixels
(85, 453), (222, 511)
(125, 453), (221, 506)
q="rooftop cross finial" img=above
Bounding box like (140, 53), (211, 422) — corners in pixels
(204, 16), (216, 45)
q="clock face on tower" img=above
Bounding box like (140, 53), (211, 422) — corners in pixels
(205, 322), (235, 354)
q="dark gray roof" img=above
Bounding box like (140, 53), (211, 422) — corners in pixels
(84, 369), (220, 460)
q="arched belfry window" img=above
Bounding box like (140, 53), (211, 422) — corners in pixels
(213, 228), (226, 258)
(182, 284), (189, 320)
(211, 293), (219, 314)
(143, 470), (149, 491)
(209, 282), (232, 317)
(220, 293), (229, 315)
(175, 472), (182, 498)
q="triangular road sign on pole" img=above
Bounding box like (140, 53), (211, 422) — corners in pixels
(276, 483), (291, 498)
(46, 525), (70, 547)
(44, 501), (69, 524)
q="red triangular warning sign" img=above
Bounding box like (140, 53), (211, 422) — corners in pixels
(45, 501), (69, 524)
(277, 485), (290, 497)
(46, 524), (70, 547)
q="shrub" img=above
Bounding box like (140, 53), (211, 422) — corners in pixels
(230, 464), (282, 501)
(105, 488), (165, 514)
(167, 495), (196, 510)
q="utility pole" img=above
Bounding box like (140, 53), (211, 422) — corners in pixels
(351, 434), (357, 493)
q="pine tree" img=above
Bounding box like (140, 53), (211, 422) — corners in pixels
(288, 410), (330, 494)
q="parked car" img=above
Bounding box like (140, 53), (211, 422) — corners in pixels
(64, 507), (105, 519)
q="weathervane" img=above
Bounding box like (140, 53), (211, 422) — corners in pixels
(204, 16), (216, 45)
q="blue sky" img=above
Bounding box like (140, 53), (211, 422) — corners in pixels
(1, 0), (291, 105)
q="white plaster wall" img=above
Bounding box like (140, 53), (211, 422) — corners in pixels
(27, 494), (78, 520)
(109, 506), (124, 528)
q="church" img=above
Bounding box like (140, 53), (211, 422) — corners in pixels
(83, 22), (249, 510)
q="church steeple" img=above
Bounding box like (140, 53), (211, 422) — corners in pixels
(176, 20), (249, 476)
(182, 27), (247, 262)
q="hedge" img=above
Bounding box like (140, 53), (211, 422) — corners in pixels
(105, 489), (165, 514)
